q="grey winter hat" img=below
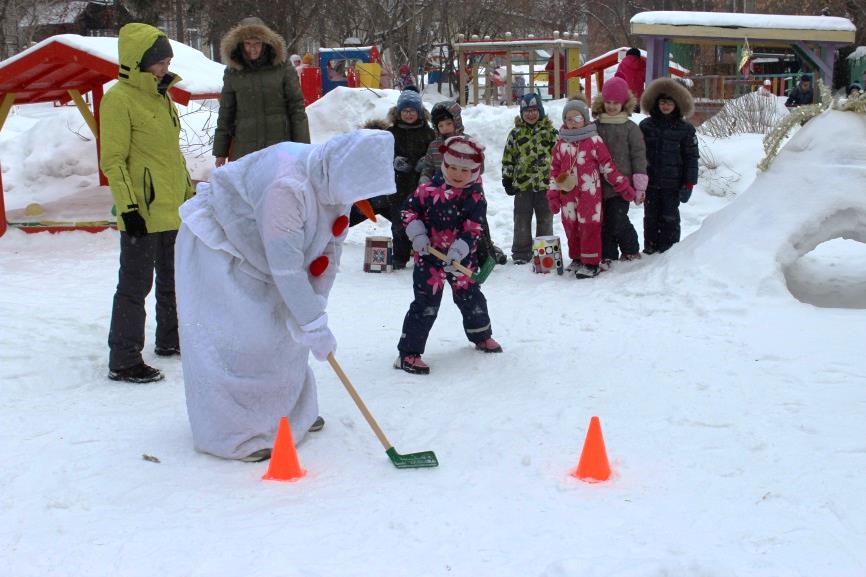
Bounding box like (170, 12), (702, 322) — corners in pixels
(562, 98), (590, 123)
(139, 35), (173, 70)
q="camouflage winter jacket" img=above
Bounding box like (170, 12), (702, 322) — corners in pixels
(500, 116), (558, 194)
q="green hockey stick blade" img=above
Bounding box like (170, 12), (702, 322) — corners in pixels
(472, 256), (496, 284)
(386, 447), (439, 469)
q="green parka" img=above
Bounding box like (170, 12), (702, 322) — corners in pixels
(213, 18), (310, 160)
(501, 115), (558, 194)
(99, 23), (193, 233)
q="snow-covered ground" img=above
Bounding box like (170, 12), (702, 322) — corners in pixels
(2, 82), (866, 577)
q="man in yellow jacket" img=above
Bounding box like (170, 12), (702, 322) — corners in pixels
(101, 23), (194, 383)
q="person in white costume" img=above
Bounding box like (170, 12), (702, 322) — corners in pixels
(175, 129), (395, 461)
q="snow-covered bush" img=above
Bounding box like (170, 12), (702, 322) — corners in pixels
(698, 90), (788, 139)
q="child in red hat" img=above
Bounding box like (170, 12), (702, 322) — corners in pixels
(591, 76), (648, 267)
(396, 135), (502, 374)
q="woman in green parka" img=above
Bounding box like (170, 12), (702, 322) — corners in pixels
(100, 23), (194, 383)
(213, 17), (310, 166)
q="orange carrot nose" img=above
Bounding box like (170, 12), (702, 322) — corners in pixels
(354, 199), (377, 223)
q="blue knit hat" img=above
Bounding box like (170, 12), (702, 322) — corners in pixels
(519, 93), (545, 119)
(396, 89), (424, 116)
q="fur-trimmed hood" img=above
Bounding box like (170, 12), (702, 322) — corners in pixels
(640, 77), (694, 119)
(591, 93), (638, 117)
(430, 100), (464, 135)
(220, 17), (287, 71)
(362, 118), (391, 130)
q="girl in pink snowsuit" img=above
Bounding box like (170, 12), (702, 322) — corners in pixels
(547, 98), (635, 278)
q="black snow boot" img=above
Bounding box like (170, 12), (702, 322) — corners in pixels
(108, 362), (164, 383)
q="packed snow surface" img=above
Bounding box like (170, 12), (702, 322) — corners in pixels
(2, 76), (866, 576)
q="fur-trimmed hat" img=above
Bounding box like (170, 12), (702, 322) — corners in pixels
(139, 35), (173, 70)
(562, 97), (590, 123)
(440, 135), (484, 184)
(640, 77), (694, 119)
(519, 93), (545, 119)
(220, 16), (286, 70)
(396, 89), (424, 116)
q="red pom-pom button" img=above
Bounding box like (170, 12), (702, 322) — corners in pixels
(332, 215), (349, 237)
(309, 255), (329, 277)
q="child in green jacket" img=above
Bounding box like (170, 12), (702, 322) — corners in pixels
(501, 93), (558, 264)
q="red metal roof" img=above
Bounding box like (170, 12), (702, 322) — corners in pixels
(0, 37), (220, 105)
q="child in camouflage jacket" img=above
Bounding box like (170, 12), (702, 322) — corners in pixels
(501, 93), (558, 264)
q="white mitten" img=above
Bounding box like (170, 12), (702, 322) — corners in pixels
(406, 219), (430, 255)
(444, 239), (470, 275)
(298, 314), (337, 361)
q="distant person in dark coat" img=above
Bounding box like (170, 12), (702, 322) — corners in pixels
(785, 74), (815, 107)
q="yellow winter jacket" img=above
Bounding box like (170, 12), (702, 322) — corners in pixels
(99, 23), (194, 233)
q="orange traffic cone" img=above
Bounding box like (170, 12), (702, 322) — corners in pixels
(262, 416), (306, 482)
(571, 416), (611, 482)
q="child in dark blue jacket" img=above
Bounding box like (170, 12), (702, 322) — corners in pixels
(395, 136), (502, 374)
(639, 78), (699, 254)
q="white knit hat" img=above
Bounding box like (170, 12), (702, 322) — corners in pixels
(440, 135), (485, 185)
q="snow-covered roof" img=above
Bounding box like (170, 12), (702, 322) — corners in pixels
(1, 34), (224, 96)
(318, 46), (375, 54)
(631, 11), (856, 32)
(848, 46), (866, 61)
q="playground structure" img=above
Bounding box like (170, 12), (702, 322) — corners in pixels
(319, 45), (381, 93)
(572, 47), (687, 103)
(452, 32), (582, 107)
(0, 34), (222, 238)
(631, 11), (856, 98)
(298, 44), (382, 106)
(848, 47), (866, 89)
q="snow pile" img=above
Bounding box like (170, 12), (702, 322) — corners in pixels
(632, 109), (866, 305)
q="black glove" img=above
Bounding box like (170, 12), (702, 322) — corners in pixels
(393, 156), (412, 173)
(121, 211), (148, 237)
(502, 178), (515, 196)
(678, 185), (693, 204)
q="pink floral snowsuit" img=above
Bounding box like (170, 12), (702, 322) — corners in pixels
(547, 132), (635, 265)
(397, 177), (493, 356)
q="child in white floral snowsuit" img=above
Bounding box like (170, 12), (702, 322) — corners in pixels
(547, 98), (636, 279)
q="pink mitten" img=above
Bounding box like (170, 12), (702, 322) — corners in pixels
(632, 173), (649, 205)
(546, 189), (561, 214)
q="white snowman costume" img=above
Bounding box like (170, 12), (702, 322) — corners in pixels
(176, 130), (395, 460)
